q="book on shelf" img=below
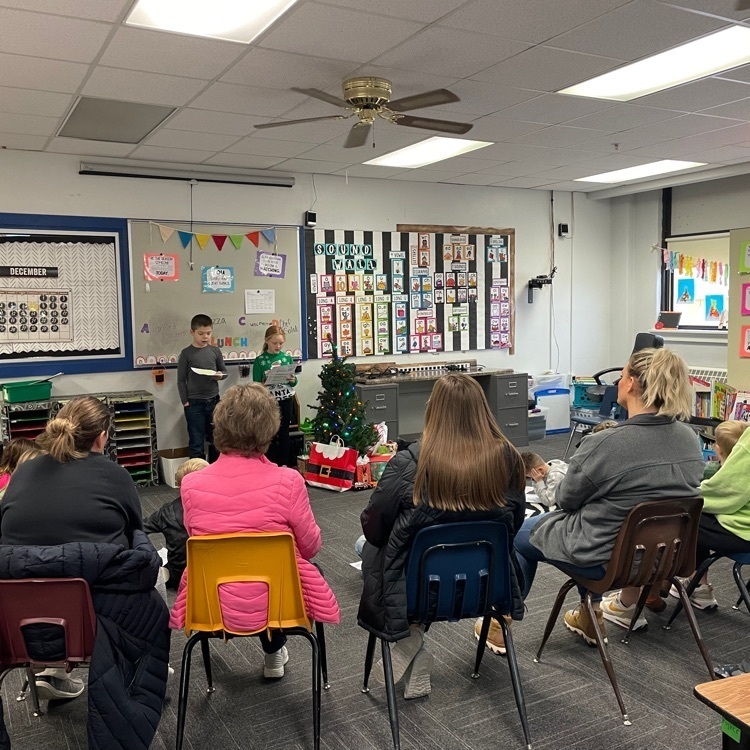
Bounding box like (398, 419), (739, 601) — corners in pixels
(711, 382), (737, 421)
(733, 393), (750, 422)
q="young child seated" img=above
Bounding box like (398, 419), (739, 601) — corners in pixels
(520, 451), (568, 508)
(0, 438), (44, 500)
(143, 458), (208, 588)
(703, 421), (748, 479)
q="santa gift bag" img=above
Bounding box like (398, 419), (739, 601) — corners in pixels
(305, 436), (358, 492)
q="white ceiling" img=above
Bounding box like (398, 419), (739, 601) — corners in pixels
(3, 0), (750, 190)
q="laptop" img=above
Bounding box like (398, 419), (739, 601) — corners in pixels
(655, 311), (682, 329)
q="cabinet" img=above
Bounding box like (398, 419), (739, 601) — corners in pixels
(355, 383), (399, 440)
(1, 390), (159, 487)
(487, 373), (528, 446)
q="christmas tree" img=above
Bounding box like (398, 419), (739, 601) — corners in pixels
(309, 349), (378, 454)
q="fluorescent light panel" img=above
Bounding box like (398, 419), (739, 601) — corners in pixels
(126, 0), (300, 43)
(560, 26), (750, 101)
(364, 136), (492, 168)
(575, 160), (706, 183)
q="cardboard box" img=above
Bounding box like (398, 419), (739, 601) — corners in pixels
(158, 448), (190, 488)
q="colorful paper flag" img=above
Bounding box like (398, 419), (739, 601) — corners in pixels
(246, 231), (260, 247)
(261, 228), (275, 244)
(213, 235), (228, 251)
(229, 234), (244, 249)
(178, 231), (192, 249)
(195, 233), (211, 250)
(159, 225), (175, 243)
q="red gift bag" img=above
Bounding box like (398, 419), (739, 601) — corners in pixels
(305, 436), (358, 492)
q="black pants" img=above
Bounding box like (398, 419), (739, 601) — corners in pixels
(697, 513), (750, 567)
(259, 630), (287, 654)
(266, 396), (293, 468)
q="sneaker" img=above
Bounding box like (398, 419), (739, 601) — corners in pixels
(473, 615), (508, 655)
(563, 604), (608, 646)
(403, 647), (434, 700)
(263, 646), (289, 679)
(34, 675), (85, 701)
(669, 578), (718, 610)
(600, 593), (648, 631)
(371, 626), (424, 685)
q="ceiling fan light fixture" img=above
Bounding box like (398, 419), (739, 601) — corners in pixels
(126, 0), (301, 43)
(364, 136), (492, 169)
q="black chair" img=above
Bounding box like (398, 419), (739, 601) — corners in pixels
(564, 385), (625, 459)
(361, 521), (532, 750)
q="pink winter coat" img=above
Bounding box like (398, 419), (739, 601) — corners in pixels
(169, 453), (340, 632)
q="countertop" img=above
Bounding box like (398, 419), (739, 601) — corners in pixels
(355, 367), (515, 385)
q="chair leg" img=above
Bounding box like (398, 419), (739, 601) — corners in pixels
(621, 585), (650, 645)
(500, 617), (533, 750)
(664, 555), (717, 628)
(563, 428), (578, 460)
(534, 579), (577, 662)
(732, 564), (750, 614)
(584, 594), (630, 725)
(176, 632), (203, 750)
(361, 633), (377, 693)
(315, 621), (330, 689)
(669, 577), (715, 680)
(17, 668), (42, 717)
(200, 637), (215, 694)
(472, 614), (492, 679)
(298, 631), (322, 750)
(381, 640), (401, 750)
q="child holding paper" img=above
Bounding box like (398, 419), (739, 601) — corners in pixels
(253, 325), (297, 467)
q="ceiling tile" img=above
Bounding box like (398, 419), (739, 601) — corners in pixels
(699, 97), (750, 121)
(532, 164), (603, 181)
(45, 137), (135, 156)
(83, 68), (208, 107)
(715, 64), (750, 85)
(440, 172), (507, 185)
(462, 142), (552, 161)
(0, 112), (58, 136)
(145, 129), (240, 151)
(492, 176), (556, 188)
(226, 137), (315, 158)
(203, 153), (287, 169)
(635, 78), (750, 112)
(190, 82), (307, 117)
(548, 0), (724, 61)
(541, 180), (602, 191)
(388, 169), (468, 182)
(0, 0), (128, 22)
(473, 161), (550, 177)
(372, 26), (532, 79)
(494, 94), (613, 124)
(315, 0), (460, 22)
(0, 53), (88, 94)
(166, 109), (271, 136)
(440, 0), (632, 44)
(272, 158), (355, 173)
(332, 164), (410, 178)
(420, 155), (508, 173)
(466, 116), (549, 141)
(99, 27), (245, 80)
(426, 80), (540, 117)
(510, 125), (608, 148)
(653, 0), (750, 23)
(0, 132), (47, 150)
(260, 3), (424, 62)
(563, 103), (683, 131)
(509, 148), (612, 170)
(0, 86), (72, 117)
(348, 64), (461, 99)
(128, 145), (216, 163)
(0, 7), (111, 63)
(626, 124), (750, 157)
(471, 47), (626, 92)
(287, 142), (368, 161)
(679, 145), (750, 162)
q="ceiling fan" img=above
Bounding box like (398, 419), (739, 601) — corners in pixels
(254, 77), (473, 148)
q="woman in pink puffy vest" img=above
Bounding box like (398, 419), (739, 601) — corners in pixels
(169, 383), (340, 679)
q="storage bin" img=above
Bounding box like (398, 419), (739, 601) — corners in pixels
(528, 406), (549, 441)
(158, 447), (190, 488)
(572, 379), (599, 409)
(535, 388), (571, 433)
(1, 380), (53, 403)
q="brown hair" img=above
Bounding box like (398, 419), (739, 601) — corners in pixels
(413, 374), (525, 512)
(175, 458), (209, 487)
(520, 451), (545, 473)
(37, 396), (111, 462)
(213, 384), (280, 457)
(262, 325), (285, 352)
(625, 348), (692, 419)
(0, 438), (42, 474)
(591, 420), (619, 434)
(714, 421), (749, 459)
(191, 314), (212, 330)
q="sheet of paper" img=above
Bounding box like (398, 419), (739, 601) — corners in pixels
(263, 363), (296, 385)
(350, 561), (363, 570)
(245, 288), (275, 314)
(191, 367), (218, 376)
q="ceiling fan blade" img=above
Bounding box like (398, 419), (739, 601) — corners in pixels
(344, 123), (371, 148)
(255, 115), (349, 130)
(388, 88), (460, 112)
(394, 115), (473, 135)
(291, 87), (349, 108)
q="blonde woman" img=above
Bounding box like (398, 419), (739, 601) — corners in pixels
(514, 349), (703, 644)
(357, 374), (526, 699)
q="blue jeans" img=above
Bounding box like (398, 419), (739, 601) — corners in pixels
(514, 514), (606, 600)
(184, 396), (219, 462)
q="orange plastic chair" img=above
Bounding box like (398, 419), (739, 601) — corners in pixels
(176, 533), (328, 750)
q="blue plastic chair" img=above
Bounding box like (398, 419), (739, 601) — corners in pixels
(361, 521), (532, 750)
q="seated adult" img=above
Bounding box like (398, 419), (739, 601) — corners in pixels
(169, 384), (340, 679)
(357, 373), (526, 699)
(0, 396), (169, 750)
(514, 348), (703, 644)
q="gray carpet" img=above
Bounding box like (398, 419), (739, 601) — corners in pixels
(3, 433), (749, 750)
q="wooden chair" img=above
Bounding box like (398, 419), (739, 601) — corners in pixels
(534, 498), (715, 725)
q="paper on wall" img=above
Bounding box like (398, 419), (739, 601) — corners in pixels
(245, 288), (275, 314)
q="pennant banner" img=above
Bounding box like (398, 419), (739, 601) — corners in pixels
(261, 229), (275, 244)
(246, 231), (260, 247)
(159, 225), (175, 244)
(195, 234), (211, 250)
(213, 234), (228, 251)
(177, 231), (192, 249)
(150, 222), (287, 253)
(229, 234), (244, 249)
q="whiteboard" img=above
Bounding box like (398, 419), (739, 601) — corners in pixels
(129, 220), (304, 367)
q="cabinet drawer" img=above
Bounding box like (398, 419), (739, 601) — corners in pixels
(492, 374), (527, 409)
(357, 385), (399, 416)
(496, 407), (528, 440)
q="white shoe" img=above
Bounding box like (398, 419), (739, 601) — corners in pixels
(371, 626), (424, 685)
(669, 578), (718, 610)
(600, 592), (648, 630)
(263, 646), (289, 679)
(403, 648), (433, 700)
(34, 675), (85, 700)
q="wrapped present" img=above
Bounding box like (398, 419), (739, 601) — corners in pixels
(355, 455), (373, 489)
(305, 436), (358, 492)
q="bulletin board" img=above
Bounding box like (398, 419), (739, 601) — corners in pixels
(129, 220), (305, 367)
(304, 228), (514, 359)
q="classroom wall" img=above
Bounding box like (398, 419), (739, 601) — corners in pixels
(0, 150), (613, 447)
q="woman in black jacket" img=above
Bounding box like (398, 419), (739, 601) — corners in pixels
(357, 373), (526, 700)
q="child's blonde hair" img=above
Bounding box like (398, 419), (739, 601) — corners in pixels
(714, 421), (749, 460)
(0, 438), (43, 474)
(175, 458), (209, 487)
(591, 420), (619, 434)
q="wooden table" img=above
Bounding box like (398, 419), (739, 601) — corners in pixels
(695, 672), (750, 749)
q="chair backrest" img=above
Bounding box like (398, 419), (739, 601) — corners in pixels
(185, 533), (311, 637)
(576, 498), (703, 594)
(0, 578), (96, 669)
(597, 385), (619, 418)
(405, 521), (513, 623)
(632, 332), (664, 354)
